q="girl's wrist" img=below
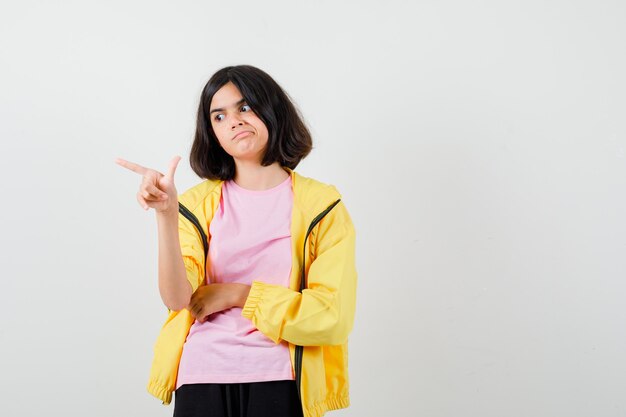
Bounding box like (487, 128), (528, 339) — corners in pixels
(231, 283), (251, 308)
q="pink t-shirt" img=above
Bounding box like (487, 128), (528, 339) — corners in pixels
(176, 175), (294, 389)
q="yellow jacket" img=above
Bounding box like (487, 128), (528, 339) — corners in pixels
(146, 168), (358, 417)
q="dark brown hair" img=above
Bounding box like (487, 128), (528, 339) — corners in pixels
(190, 65), (313, 180)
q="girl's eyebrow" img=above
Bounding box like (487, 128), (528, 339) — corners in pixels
(209, 98), (246, 114)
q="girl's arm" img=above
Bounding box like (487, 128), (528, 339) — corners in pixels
(115, 156), (192, 311)
(156, 209), (193, 311)
(241, 201), (357, 346)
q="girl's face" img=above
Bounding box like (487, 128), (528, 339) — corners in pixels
(209, 82), (269, 164)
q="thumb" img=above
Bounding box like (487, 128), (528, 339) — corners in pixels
(166, 155), (182, 179)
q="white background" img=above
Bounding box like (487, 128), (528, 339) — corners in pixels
(1, 1), (625, 416)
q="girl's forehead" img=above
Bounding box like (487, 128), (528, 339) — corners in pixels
(211, 82), (243, 106)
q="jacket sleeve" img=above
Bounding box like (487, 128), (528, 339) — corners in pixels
(241, 201), (357, 346)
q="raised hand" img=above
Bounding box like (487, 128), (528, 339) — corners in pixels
(115, 156), (181, 214)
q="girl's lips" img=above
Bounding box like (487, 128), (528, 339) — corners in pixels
(233, 131), (253, 140)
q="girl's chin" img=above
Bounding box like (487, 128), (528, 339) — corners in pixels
(230, 151), (264, 163)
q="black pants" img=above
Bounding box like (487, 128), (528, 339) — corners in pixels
(172, 380), (304, 417)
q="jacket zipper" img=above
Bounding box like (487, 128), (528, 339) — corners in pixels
(294, 198), (342, 400)
(178, 202), (209, 257)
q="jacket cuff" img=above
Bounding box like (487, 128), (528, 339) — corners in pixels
(241, 280), (267, 320)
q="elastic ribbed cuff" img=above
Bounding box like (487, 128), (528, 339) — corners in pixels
(241, 280), (266, 319)
(305, 395), (350, 417)
(146, 379), (173, 405)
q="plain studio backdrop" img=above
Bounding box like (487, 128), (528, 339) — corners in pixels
(1, 1), (625, 416)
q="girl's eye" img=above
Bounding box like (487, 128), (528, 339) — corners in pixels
(241, 104), (251, 112)
(214, 114), (224, 122)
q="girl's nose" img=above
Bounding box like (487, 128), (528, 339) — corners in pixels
(229, 113), (244, 128)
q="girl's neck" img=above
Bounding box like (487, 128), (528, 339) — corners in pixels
(232, 161), (290, 191)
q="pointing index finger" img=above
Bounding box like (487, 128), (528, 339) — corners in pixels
(115, 158), (149, 176)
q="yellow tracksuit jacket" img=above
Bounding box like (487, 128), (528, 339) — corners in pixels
(146, 168), (357, 417)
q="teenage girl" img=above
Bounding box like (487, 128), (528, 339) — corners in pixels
(116, 65), (357, 417)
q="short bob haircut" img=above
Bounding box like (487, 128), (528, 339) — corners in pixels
(190, 65), (313, 180)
